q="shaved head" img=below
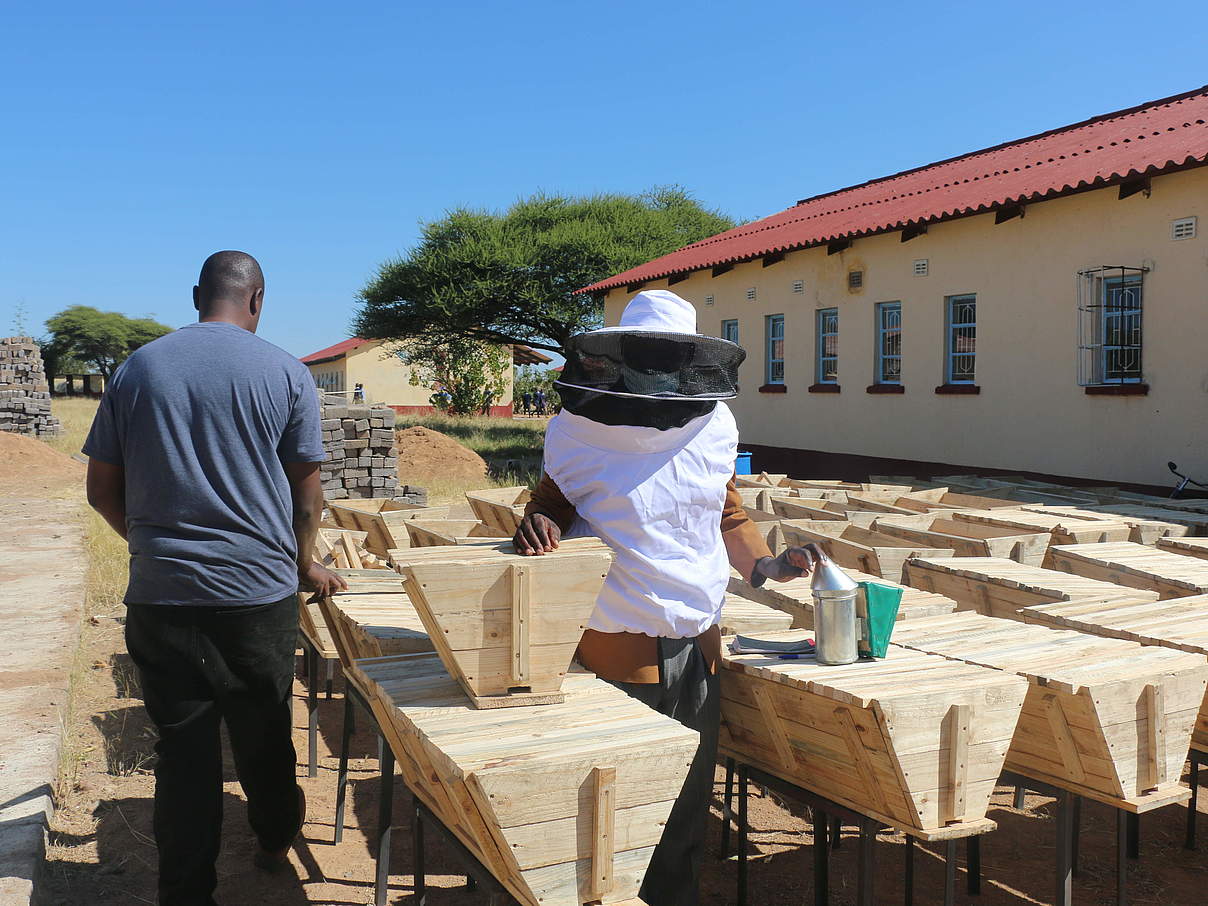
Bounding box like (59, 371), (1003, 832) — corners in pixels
(197, 251), (264, 310)
(194, 250), (265, 331)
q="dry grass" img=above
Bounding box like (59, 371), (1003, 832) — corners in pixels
(42, 396), (102, 458)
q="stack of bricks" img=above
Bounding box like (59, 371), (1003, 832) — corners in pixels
(318, 393), (426, 503)
(0, 337), (62, 437)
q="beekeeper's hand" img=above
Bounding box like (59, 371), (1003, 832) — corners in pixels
(750, 543), (824, 587)
(514, 512), (562, 555)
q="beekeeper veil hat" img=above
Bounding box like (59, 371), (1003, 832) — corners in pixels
(555, 290), (745, 401)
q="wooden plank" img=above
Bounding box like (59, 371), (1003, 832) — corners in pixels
(591, 766), (616, 899)
(750, 683), (796, 771)
(833, 705), (890, 814)
(946, 703), (970, 823)
(1043, 694), (1087, 784)
(511, 563), (531, 686)
(1144, 683), (1166, 789)
(1046, 541), (1208, 599)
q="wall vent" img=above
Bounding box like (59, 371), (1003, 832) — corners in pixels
(745, 287), (757, 301)
(913, 259), (929, 276)
(791, 279), (805, 294)
(1173, 217), (1197, 240)
(704, 294), (715, 306)
(848, 270), (864, 290)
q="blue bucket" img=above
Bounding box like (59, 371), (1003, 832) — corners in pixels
(735, 451), (753, 475)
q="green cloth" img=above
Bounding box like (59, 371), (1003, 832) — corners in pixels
(859, 581), (903, 658)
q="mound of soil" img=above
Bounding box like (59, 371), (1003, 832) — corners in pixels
(394, 425), (488, 481)
(0, 431), (84, 492)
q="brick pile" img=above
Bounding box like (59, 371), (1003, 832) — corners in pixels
(318, 393), (426, 503)
(0, 337), (62, 437)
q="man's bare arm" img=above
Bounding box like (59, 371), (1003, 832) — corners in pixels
(283, 461), (348, 597)
(86, 459), (128, 540)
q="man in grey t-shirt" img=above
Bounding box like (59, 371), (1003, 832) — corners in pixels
(84, 251), (346, 905)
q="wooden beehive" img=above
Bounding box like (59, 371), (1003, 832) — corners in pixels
(329, 499), (456, 555)
(1092, 504), (1208, 535)
(397, 548), (614, 707)
(734, 472), (788, 488)
(719, 636), (1027, 837)
(728, 566), (956, 630)
(891, 612), (1208, 810)
(873, 513), (1049, 566)
(1046, 541), (1208, 600)
(466, 486), (531, 535)
(780, 522), (953, 582)
(358, 657), (697, 906)
(953, 509), (1133, 545)
(718, 593), (794, 636)
(891, 490), (1024, 513)
(404, 519), (507, 547)
(741, 507), (785, 554)
(904, 557), (1160, 619)
(1157, 536), (1208, 560)
(780, 479), (915, 498)
(1019, 504), (1188, 544)
(319, 586), (432, 662)
(1018, 595), (1208, 752)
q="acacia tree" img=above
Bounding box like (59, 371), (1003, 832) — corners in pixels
(399, 337), (511, 416)
(355, 187), (736, 353)
(44, 306), (172, 378)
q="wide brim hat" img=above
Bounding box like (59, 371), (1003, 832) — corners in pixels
(554, 290), (746, 400)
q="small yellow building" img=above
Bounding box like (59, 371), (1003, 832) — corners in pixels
(301, 337), (523, 415)
(583, 85), (1208, 489)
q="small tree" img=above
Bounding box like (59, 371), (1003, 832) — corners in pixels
(44, 305), (172, 378)
(356, 186), (736, 353)
(400, 337), (511, 416)
(513, 365), (561, 408)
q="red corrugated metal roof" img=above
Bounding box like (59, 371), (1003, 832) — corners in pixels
(300, 337), (374, 365)
(581, 85), (1208, 294)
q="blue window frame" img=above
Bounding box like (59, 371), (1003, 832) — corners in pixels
(721, 319), (738, 344)
(815, 308), (838, 384)
(875, 302), (901, 384)
(945, 294), (976, 384)
(765, 314), (785, 384)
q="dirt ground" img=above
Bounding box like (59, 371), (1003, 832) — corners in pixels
(394, 426), (488, 482)
(41, 599), (1208, 906)
(0, 432), (84, 493)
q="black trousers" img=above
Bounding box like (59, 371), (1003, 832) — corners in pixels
(125, 595), (302, 906)
(614, 635), (721, 906)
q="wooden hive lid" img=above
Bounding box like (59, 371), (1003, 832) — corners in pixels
(400, 548), (614, 706)
(1049, 541), (1208, 593)
(907, 556), (1158, 603)
(891, 611), (1206, 693)
(1022, 595), (1208, 655)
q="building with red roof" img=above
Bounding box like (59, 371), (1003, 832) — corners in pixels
(586, 86), (1208, 487)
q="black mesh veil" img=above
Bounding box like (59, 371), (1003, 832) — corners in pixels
(555, 330), (745, 400)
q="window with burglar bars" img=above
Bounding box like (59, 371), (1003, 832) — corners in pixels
(766, 314), (785, 385)
(721, 319), (738, 344)
(1077, 266), (1146, 385)
(875, 302), (901, 383)
(815, 308), (838, 384)
(945, 294), (976, 384)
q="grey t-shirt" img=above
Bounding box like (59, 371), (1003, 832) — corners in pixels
(83, 321), (324, 606)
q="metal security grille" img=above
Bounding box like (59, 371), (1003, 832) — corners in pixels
(945, 294), (976, 383)
(816, 308), (838, 384)
(1077, 266), (1146, 386)
(766, 314), (785, 384)
(876, 302), (901, 383)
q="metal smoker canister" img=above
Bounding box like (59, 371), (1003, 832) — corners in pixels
(811, 554), (860, 666)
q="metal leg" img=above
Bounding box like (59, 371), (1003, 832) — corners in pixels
(1186, 754), (1200, 850)
(1117, 809), (1128, 906)
(1055, 791), (1073, 906)
(325, 658), (335, 700)
(334, 693), (354, 843)
(856, 820), (876, 906)
(721, 757), (735, 860)
(1013, 784), (1026, 809)
(903, 836), (914, 906)
(814, 809), (829, 906)
(1072, 796), (1082, 877)
(737, 766), (749, 906)
(943, 839), (957, 906)
(374, 746), (394, 906)
(307, 641), (319, 779)
(1127, 812), (1140, 859)
(967, 834), (981, 895)
(413, 798), (426, 906)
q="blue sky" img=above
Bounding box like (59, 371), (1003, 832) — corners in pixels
(3, 1), (1206, 358)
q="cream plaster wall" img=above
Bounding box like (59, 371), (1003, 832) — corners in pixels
(603, 167), (1208, 486)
